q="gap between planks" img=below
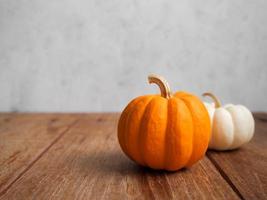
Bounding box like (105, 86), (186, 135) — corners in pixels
(206, 113), (267, 200)
(0, 117), (81, 197)
(206, 154), (244, 200)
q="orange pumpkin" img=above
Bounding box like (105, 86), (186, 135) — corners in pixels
(118, 74), (211, 171)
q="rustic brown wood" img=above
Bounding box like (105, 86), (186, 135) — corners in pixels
(0, 113), (239, 200)
(0, 113), (79, 195)
(207, 113), (267, 200)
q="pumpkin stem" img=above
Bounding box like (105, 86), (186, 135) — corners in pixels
(202, 92), (221, 108)
(148, 74), (172, 99)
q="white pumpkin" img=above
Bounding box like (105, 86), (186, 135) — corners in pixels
(203, 93), (255, 150)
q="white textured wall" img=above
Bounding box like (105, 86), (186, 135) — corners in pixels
(0, 0), (266, 112)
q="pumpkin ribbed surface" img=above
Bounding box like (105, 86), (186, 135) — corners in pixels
(118, 75), (211, 171)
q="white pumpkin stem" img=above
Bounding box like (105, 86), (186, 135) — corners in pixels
(148, 74), (172, 99)
(202, 92), (221, 108)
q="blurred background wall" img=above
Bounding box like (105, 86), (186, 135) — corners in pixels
(0, 0), (266, 112)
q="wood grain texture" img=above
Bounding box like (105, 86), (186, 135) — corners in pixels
(0, 113), (239, 200)
(207, 113), (267, 200)
(0, 113), (79, 195)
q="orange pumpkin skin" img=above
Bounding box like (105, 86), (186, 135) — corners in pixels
(117, 76), (211, 171)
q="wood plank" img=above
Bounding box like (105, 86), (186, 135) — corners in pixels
(207, 113), (267, 200)
(0, 113), (239, 199)
(0, 113), (79, 195)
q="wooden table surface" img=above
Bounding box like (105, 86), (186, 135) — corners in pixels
(0, 113), (266, 200)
